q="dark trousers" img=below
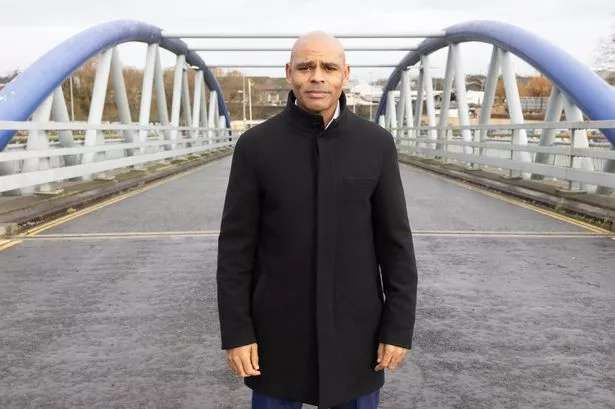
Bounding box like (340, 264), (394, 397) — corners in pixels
(252, 390), (380, 409)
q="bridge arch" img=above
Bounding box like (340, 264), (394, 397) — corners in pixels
(375, 20), (615, 146)
(0, 19), (230, 151)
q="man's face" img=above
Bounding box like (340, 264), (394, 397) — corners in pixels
(285, 36), (350, 117)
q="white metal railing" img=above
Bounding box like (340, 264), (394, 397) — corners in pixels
(0, 36), (235, 196)
(378, 38), (615, 196)
(390, 120), (615, 193)
(0, 122), (236, 195)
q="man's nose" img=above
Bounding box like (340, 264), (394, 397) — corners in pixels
(310, 66), (325, 83)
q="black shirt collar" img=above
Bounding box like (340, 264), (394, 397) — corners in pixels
(283, 90), (348, 132)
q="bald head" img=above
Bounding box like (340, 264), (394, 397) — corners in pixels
(285, 30), (350, 124)
(290, 31), (346, 65)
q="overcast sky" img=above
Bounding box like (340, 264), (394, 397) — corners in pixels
(1, 0), (614, 82)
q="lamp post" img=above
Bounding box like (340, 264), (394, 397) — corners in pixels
(69, 75), (75, 121)
(242, 75), (247, 126)
(369, 71), (373, 121)
(248, 78), (253, 126)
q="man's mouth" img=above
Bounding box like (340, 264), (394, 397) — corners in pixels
(306, 90), (329, 98)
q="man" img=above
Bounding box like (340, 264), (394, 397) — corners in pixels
(216, 31), (418, 409)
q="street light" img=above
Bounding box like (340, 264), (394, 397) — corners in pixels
(248, 78), (253, 126)
(237, 77), (253, 129)
(242, 75), (247, 124)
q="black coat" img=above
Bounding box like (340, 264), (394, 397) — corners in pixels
(216, 91), (418, 408)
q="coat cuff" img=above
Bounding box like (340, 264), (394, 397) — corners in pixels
(221, 327), (257, 350)
(377, 324), (413, 349)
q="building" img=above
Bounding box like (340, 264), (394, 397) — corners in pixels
(253, 83), (288, 106)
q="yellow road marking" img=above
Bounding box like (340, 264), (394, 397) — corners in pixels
(3, 159), (612, 251)
(30, 230), (221, 238)
(14, 229), (612, 242)
(0, 239), (23, 250)
(21, 162), (217, 237)
(0, 160), (221, 252)
(402, 164), (612, 234)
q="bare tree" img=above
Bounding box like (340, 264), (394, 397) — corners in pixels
(592, 22), (615, 75)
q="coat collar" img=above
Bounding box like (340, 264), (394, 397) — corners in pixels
(283, 90), (349, 133)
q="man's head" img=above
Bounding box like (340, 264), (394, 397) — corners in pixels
(286, 31), (350, 121)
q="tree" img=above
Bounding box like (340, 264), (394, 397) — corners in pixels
(525, 75), (552, 97)
(465, 74), (486, 91)
(593, 22), (615, 73)
(0, 69), (19, 84)
(494, 77), (534, 103)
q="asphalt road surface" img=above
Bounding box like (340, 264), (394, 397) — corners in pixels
(1, 157), (613, 409)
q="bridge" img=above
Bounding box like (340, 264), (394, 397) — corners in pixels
(1, 20), (614, 409)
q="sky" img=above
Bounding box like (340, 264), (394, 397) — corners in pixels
(1, 0), (614, 82)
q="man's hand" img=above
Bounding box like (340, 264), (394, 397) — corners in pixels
(374, 343), (408, 371)
(227, 343), (261, 377)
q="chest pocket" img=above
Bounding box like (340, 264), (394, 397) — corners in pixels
(339, 175), (377, 202)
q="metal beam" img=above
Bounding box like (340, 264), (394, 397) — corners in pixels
(563, 98), (595, 192)
(138, 44), (157, 156)
(452, 43), (472, 158)
(110, 47), (136, 146)
(51, 85), (78, 167)
(396, 69), (410, 143)
(478, 46), (501, 157)
(21, 93), (54, 195)
(4, 119), (614, 132)
(199, 77), (208, 146)
(82, 48), (113, 174)
(386, 91), (397, 136)
(400, 69), (414, 145)
(438, 45), (455, 146)
(182, 68), (194, 145)
(203, 64), (402, 68)
(154, 45), (171, 144)
(499, 48), (531, 178)
(189, 46), (419, 52)
(421, 55), (437, 152)
(208, 91), (218, 143)
(533, 86), (564, 175)
(192, 70), (204, 144)
(162, 31), (446, 39)
(413, 69), (425, 149)
(170, 55), (186, 148)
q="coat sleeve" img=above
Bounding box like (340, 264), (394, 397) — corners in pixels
(216, 138), (260, 350)
(371, 136), (418, 349)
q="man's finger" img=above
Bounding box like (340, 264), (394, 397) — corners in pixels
(376, 343), (384, 364)
(241, 354), (261, 377)
(233, 356), (247, 377)
(227, 359), (236, 375)
(375, 348), (394, 371)
(251, 344), (260, 371)
(227, 355), (240, 375)
(388, 352), (403, 370)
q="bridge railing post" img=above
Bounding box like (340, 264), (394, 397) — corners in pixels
(110, 47), (136, 155)
(181, 66), (193, 148)
(137, 44), (157, 163)
(192, 70), (204, 147)
(82, 48), (114, 182)
(208, 91), (218, 145)
(20, 94), (59, 195)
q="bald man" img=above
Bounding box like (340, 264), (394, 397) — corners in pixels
(216, 31), (418, 409)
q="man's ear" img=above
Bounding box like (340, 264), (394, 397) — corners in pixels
(285, 63), (292, 84)
(343, 64), (351, 85)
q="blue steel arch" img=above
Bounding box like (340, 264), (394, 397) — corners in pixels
(0, 20), (230, 151)
(375, 20), (615, 146)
